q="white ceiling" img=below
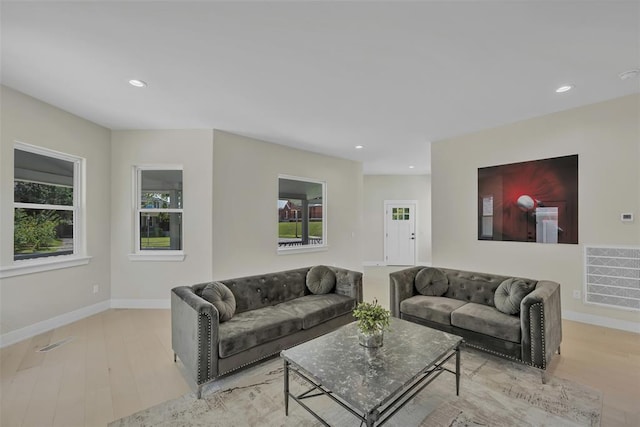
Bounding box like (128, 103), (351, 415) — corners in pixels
(2, 1), (639, 174)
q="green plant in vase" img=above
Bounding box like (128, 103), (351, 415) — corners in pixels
(353, 298), (390, 347)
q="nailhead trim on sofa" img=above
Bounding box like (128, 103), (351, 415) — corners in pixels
(529, 302), (545, 369)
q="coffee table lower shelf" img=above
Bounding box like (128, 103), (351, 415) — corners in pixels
(283, 344), (461, 427)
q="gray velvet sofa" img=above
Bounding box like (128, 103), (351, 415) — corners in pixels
(171, 266), (363, 397)
(390, 266), (562, 377)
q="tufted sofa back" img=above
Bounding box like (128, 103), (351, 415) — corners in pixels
(438, 268), (537, 308)
(217, 267), (311, 314)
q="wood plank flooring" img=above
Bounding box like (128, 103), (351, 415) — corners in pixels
(1, 309), (190, 427)
(0, 267), (638, 426)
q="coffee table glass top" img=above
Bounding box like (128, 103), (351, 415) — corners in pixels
(281, 317), (462, 414)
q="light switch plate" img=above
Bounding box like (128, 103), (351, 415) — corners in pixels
(621, 213), (634, 222)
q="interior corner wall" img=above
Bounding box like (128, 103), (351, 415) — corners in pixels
(431, 94), (640, 327)
(110, 130), (214, 302)
(0, 85), (111, 335)
(363, 175), (431, 265)
(212, 130), (363, 279)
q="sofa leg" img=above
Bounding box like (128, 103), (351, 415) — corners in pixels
(541, 347), (562, 384)
(541, 370), (549, 384)
(174, 352), (177, 363)
(197, 385), (203, 399)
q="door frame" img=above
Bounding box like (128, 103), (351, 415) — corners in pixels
(383, 200), (418, 266)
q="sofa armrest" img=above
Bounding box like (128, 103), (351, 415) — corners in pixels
(330, 266), (363, 303)
(171, 286), (219, 386)
(520, 280), (562, 369)
(389, 266), (424, 317)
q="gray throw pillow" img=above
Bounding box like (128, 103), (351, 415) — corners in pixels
(494, 278), (531, 315)
(201, 281), (236, 322)
(306, 265), (336, 294)
(415, 268), (449, 296)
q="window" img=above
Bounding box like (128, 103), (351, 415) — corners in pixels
(132, 167), (184, 260)
(480, 195), (493, 238)
(392, 207), (410, 221)
(278, 175), (326, 253)
(13, 143), (84, 262)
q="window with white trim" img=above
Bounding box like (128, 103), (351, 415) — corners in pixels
(277, 175), (326, 253)
(13, 143), (84, 261)
(134, 167), (183, 255)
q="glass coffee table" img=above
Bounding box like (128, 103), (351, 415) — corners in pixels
(281, 318), (463, 426)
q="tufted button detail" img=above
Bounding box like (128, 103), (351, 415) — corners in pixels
(257, 289), (261, 293)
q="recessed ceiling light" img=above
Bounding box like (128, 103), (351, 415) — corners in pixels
(128, 79), (147, 88)
(409, 165), (415, 169)
(355, 145), (364, 149)
(555, 85), (573, 93)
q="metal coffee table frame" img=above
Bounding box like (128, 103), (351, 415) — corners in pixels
(282, 335), (462, 427)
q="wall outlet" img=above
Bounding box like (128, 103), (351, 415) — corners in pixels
(572, 290), (581, 299)
(93, 285), (99, 294)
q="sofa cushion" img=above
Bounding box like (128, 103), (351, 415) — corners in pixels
(200, 282), (236, 322)
(400, 296), (468, 325)
(277, 294), (355, 329)
(415, 268), (449, 296)
(306, 265), (336, 294)
(218, 306), (303, 358)
(494, 278), (533, 314)
(451, 303), (521, 343)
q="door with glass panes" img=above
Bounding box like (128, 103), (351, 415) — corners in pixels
(384, 202), (416, 265)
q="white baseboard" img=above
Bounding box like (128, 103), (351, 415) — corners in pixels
(0, 300), (110, 348)
(363, 261), (432, 267)
(363, 261), (386, 266)
(0, 299), (172, 348)
(563, 310), (640, 333)
(111, 299), (170, 309)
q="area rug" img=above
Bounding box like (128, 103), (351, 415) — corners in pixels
(109, 348), (602, 426)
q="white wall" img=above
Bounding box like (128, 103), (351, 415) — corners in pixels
(110, 130), (214, 304)
(212, 130), (363, 279)
(432, 94), (640, 328)
(0, 86), (111, 335)
(363, 175), (431, 265)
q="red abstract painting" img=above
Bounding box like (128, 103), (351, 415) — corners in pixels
(478, 155), (578, 244)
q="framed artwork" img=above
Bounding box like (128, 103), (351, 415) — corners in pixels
(478, 155), (578, 244)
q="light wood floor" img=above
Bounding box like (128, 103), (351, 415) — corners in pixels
(0, 268), (638, 426)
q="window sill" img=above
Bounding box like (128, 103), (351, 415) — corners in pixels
(0, 255), (92, 278)
(128, 252), (186, 262)
(277, 245), (329, 255)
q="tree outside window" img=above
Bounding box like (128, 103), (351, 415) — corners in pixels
(13, 145), (81, 261)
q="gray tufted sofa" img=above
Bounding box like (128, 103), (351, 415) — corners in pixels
(390, 266), (562, 378)
(171, 266), (362, 397)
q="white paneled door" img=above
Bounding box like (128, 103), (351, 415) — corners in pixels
(384, 201), (416, 265)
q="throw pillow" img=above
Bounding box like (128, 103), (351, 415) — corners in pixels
(494, 278), (530, 315)
(201, 281), (236, 322)
(415, 268), (449, 296)
(306, 265), (336, 294)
